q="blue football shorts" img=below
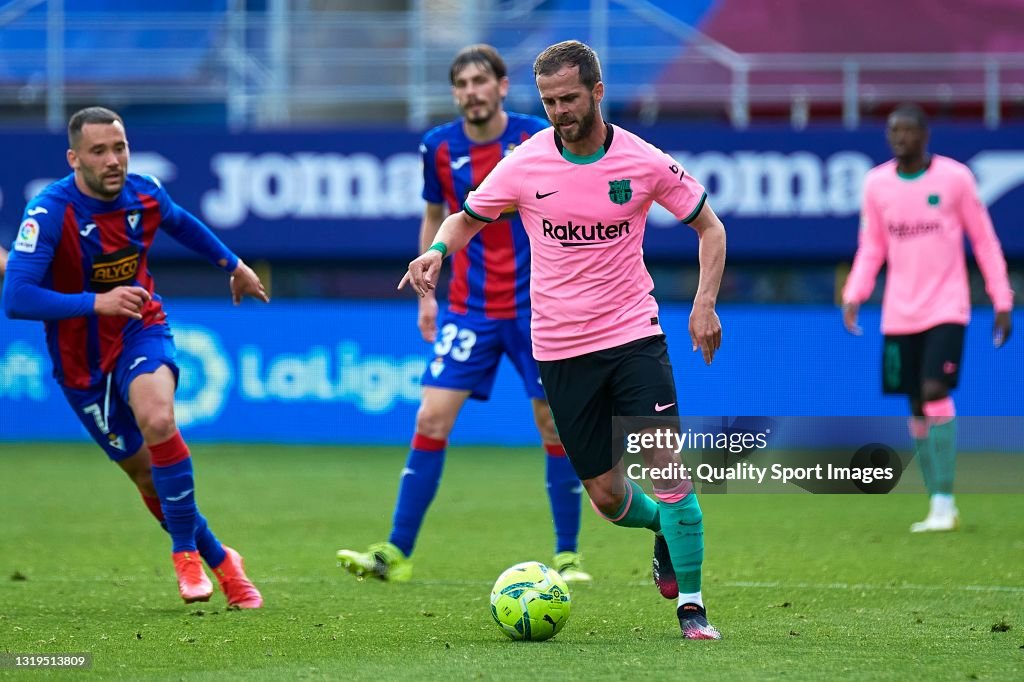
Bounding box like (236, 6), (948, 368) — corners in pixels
(420, 309), (545, 401)
(61, 324), (180, 462)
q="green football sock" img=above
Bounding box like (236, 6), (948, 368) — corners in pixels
(929, 419), (957, 495)
(658, 493), (703, 593)
(913, 436), (937, 496)
(603, 480), (661, 532)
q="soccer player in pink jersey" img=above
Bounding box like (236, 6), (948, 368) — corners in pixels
(842, 103), (1013, 532)
(401, 40), (728, 640)
(337, 45), (590, 584)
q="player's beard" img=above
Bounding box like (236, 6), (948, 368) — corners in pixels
(82, 166), (125, 200)
(463, 98), (498, 126)
(553, 96), (596, 143)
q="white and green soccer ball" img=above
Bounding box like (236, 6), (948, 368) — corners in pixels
(489, 561), (571, 641)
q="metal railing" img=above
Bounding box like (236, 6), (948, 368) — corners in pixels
(0, 0), (1020, 130)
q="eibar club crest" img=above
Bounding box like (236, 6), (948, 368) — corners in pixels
(608, 179), (632, 205)
(127, 210), (141, 230)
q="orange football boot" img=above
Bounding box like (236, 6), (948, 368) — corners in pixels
(172, 550), (214, 603)
(213, 546), (263, 609)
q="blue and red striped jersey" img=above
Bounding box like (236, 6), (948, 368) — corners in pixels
(3, 173), (237, 390)
(420, 112), (548, 319)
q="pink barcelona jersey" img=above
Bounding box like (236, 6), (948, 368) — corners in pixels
(464, 124), (707, 360)
(843, 155), (1013, 335)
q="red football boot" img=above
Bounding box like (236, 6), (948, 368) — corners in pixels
(173, 550), (214, 603)
(213, 546), (263, 609)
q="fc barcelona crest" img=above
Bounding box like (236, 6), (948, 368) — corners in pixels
(608, 179), (632, 205)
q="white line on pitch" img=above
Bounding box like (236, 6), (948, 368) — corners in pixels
(720, 581), (1024, 594)
(4, 576), (1023, 593)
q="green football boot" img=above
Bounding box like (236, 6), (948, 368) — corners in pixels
(553, 551), (592, 583)
(336, 541), (413, 582)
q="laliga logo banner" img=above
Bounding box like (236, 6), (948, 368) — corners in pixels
(0, 303), (1020, 444)
(0, 309), (430, 443)
(165, 310), (429, 441)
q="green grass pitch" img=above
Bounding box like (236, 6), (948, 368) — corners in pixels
(1, 444), (1021, 680)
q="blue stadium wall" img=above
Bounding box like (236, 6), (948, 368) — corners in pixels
(1, 303), (1021, 447)
(3, 126), (1024, 259)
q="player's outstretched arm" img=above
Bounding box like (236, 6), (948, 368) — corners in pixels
(399, 210), (486, 297)
(160, 200), (240, 274)
(687, 203), (726, 365)
(229, 259), (270, 306)
(0, 245), (8, 276)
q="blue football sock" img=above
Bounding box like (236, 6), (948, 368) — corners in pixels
(658, 492), (703, 593)
(388, 435), (446, 557)
(545, 448), (582, 553)
(194, 513), (227, 569)
(151, 458), (199, 553)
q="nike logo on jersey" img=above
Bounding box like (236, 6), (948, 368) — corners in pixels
(129, 356), (148, 370)
(451, 156), (471, 170)
(536, 190), (559, 199)
(27, 206), (49, 216)
(80, 223), (97, 237)
(166, 489), (194, 502)
(654, 402), (676, 412)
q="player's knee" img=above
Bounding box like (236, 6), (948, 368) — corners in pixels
(920, 381), (948, 404)
(136, 409), (177, 443)
(537, 423), (559, 444)
(415, 406), (454, 440)
(532, 407), (558, 441)
(537, 420), (559, 444)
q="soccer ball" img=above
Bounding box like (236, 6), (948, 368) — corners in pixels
(489, 561), (571, 641)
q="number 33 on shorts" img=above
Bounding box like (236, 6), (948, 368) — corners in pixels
(434, 323), (477, 361)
